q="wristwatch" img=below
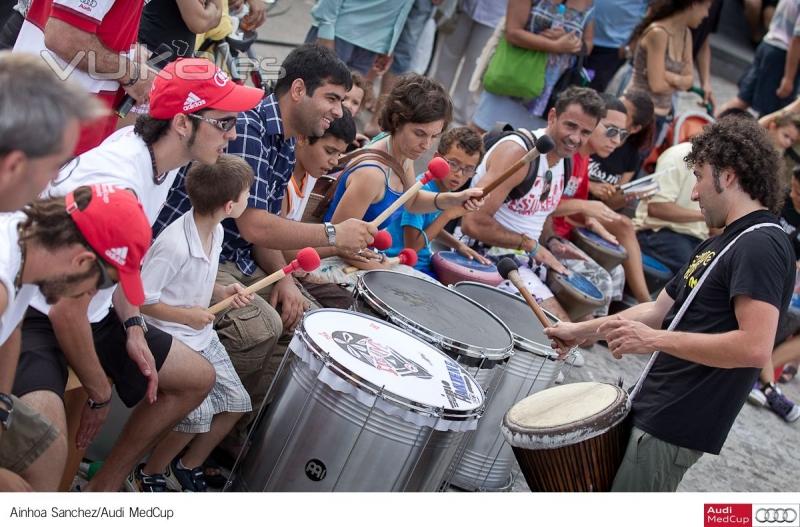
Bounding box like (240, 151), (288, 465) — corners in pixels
(123, 315), (148, 333)
(0, 393), (13, 431)
(87, 396), (112, 410)
(323, 222), (336, 246)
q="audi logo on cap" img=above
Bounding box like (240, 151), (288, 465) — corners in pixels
(753, 505), (800, 527)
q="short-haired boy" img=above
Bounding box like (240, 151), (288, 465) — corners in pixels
(129, 155), (255, 492)
(387, 126), (489, 277)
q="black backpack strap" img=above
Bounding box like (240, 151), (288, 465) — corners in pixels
(504, 129), (539, 202)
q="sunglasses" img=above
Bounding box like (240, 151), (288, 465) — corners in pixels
(600, 122), (630, 142)
(95, 256), (117, 290)
(188, 114), (238, 132)
(540, 169), (553, 202)
(442, 157), (477, 178)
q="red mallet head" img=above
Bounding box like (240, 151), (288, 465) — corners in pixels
(370, 230), (392, 251)
(282, 247), (321, 274)
(420, 156), (450, 184)
(398, 248), (418, 267)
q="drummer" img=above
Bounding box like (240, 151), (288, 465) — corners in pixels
(385, 126), (490, 278)
(551, 93), (652, 305)
(546, 116), (794, 491)
(460, 86), (610, 324)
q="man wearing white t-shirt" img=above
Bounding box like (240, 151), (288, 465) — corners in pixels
(0, 185), (151, 491)
(461, 87), (606, 322)
(11, 57), (264, 491)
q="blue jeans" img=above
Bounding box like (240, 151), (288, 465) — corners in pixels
(305, 26), (376, 75)
(636, 228), (703, 275)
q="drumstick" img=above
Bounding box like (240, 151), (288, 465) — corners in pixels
(496, 257), (570, 354)
(368, 157), (450, 228)
(209, 248), (321, 314)
(344, 248), (418, 274)
(370, 230), (392, 251)
(480, 135), (556, 196)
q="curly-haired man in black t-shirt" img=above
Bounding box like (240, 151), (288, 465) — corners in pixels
(546, 116), (795, 491)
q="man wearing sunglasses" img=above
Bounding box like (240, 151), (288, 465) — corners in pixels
(0, 185), (151, 491)
(11, 57), (264, 491)
(462, 86), (605, 325)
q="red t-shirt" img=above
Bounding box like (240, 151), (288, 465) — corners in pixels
(553, 152), (589, 239)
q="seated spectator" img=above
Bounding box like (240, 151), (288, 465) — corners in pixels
(717, 0), (800, 117)
(139, 0), (223, 69)
(387, 126), (489, 277)
(779, 165), (800, 258)
(625, 0), (712, 146)
(634, 142), (709, 274)
(342, 72), (372, 150)
(323, 74), (483, 273)
(762, 111), (800, 186)
(133, 156), (254, 492)
(587, 91), (655, 211)
(552, 94), (652, 304)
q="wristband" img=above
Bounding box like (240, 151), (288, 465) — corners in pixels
(121, 60), (140, 88)
(87, 396), (112, 410)
(433, 193), (444, 211)
(529, 239), (540, 257)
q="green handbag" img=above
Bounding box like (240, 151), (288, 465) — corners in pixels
(483, 36), (547, 100)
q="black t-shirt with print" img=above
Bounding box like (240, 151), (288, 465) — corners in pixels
(633, 210), (794, 454)
(588, 141), (640, 186)
(779, 194), (800, 259)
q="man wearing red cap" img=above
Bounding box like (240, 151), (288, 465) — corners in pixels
(13, 0), (153, 155)
(11, 57), (263, 491)
(0, 185), (151, 491)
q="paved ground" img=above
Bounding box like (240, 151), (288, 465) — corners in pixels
(250, 2), (799, 493)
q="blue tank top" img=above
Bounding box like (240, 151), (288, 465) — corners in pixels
(323, 163), (404, 230)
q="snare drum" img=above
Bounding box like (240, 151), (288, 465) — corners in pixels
(354, 270), (514, 389)
(448, 282), (563, 491)
(572, 228), (627, 270)
(227, 309), (485, 491)
(545, 271), (606, 321)
(432, 251), (503, 286)
(642, 253), (672, 293)
(502, 382), (630, 492)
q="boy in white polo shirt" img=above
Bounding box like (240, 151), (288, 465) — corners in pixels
(133, 155), (255, 492)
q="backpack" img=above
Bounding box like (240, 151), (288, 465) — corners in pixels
(300, 148), (405, 224)
(483, 123), (572, 202)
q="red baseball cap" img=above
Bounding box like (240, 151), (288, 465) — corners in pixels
(65, 185), (152, 306)
(149, 58), (264, 120)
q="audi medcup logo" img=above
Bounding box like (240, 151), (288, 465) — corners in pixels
(753, 505), (800, 527)
(705, 504), (752, 526)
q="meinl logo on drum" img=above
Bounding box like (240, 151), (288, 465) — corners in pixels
(704, 504), (752, 527)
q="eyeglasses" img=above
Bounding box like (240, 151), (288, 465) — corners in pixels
(95, 257), (117, 290)
(600, 122), (630, 142)
(442, 157), (477, 178)
(540, 169), (553, 202)
(188, 113), (238, 132)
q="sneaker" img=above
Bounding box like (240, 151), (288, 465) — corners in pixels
(165, 458), (207, 492)
(764, 385), (800, 423)
(747, 382), (767, 407)
(568, 349), (585, 368)
(125, 463), (167, 492)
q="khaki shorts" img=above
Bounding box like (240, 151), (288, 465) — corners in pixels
(0, 395), (59, 473)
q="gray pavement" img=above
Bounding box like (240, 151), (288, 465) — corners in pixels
(250, 2), (798, 493)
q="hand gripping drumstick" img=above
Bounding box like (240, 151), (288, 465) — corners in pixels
(344, 248), (418, 274)
(479, 135), (556, 196)
(209, 248), (321, 314)
(368, 157), (450, 228)
(496, 257), (570, 354)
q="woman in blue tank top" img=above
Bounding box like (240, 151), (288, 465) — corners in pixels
(324, 74), (484, 271)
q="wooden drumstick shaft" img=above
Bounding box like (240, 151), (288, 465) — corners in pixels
(480, 146), (544, 196)
(343, 255), (402, 274)
(369, 180), (424, 228)
(209, 268), (286, 314)
(506, 271), (571, 354)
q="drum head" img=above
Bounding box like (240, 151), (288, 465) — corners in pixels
(503, 382), (629, 448)
(437, 251), (500, 273)
(300, 309), (484, 415)
(357, 271), (514, 360)
(576, 228), (625, 254)
(452, 282), (557, 357)
(556, 272), (604, 301)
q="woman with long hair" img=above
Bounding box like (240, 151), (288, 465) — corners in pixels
(625, 0), (712, 144)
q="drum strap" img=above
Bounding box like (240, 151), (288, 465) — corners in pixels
(629, 222), (783, 401)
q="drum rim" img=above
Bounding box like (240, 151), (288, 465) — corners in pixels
(297, 309), (486, 421)
(354, 271), (514, 361)
(547, 272), (606, 303)
(574, 227), (627, 256)
(451, 281), (560, 360)
(433, 250), (502, 274)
